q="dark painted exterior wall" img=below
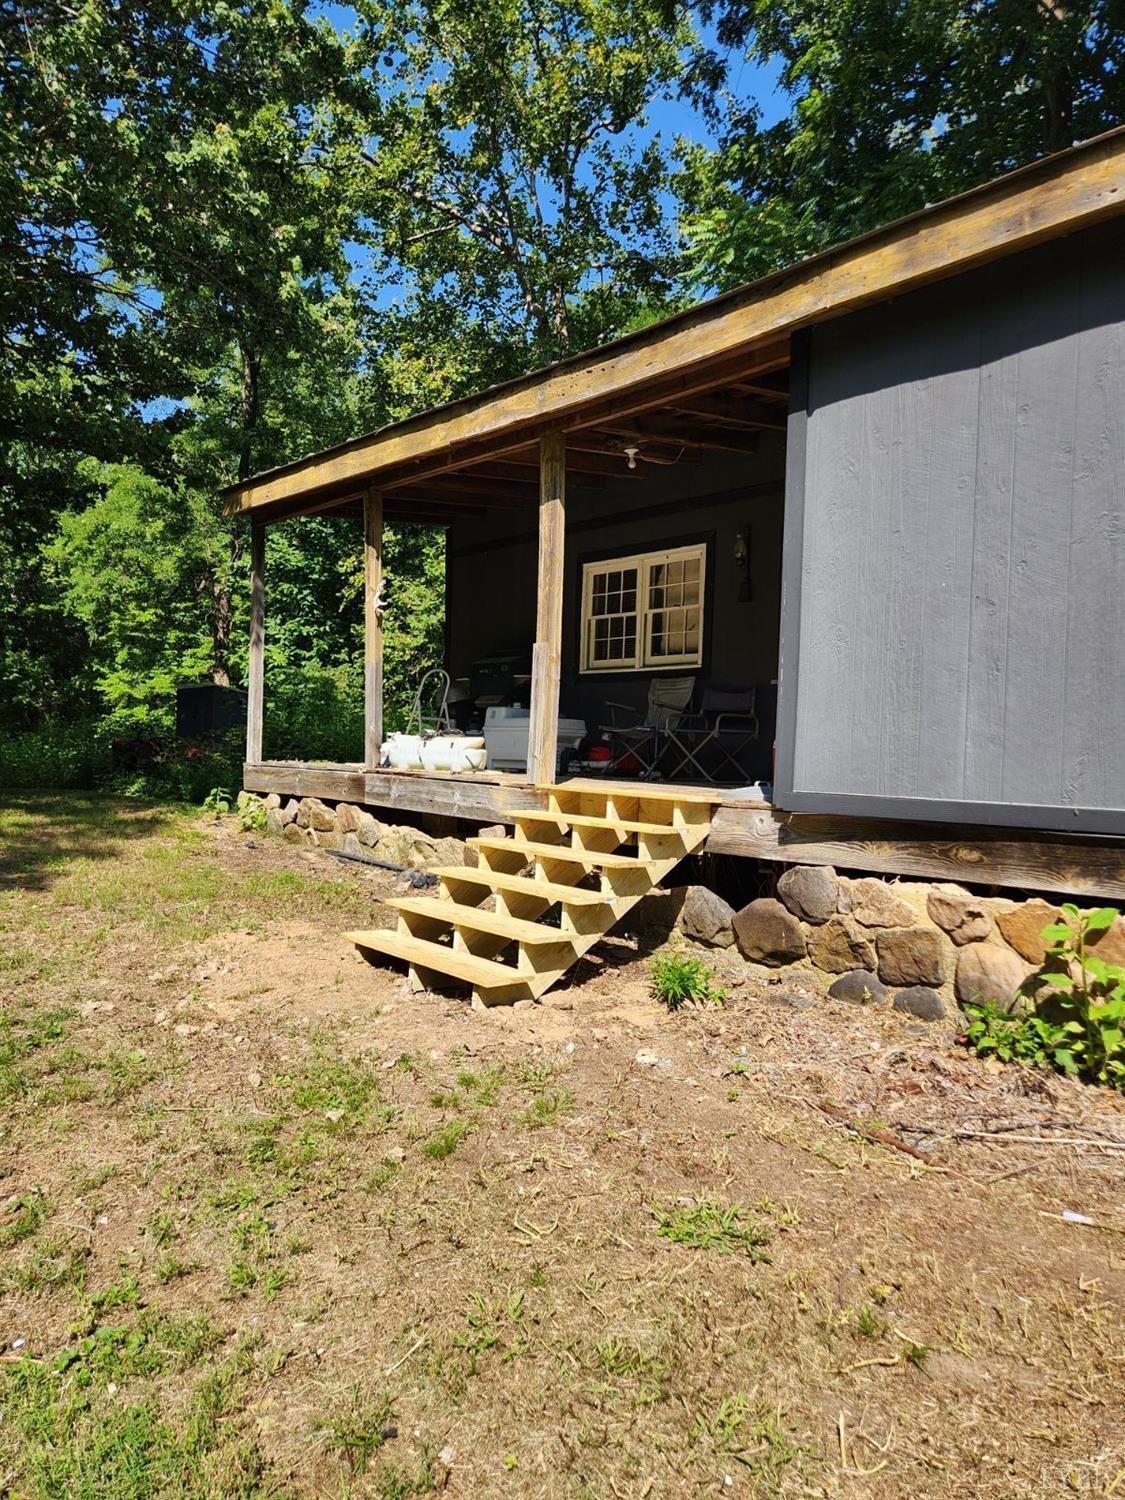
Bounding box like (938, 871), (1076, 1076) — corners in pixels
(777, 223), (1125, 835)
(446, 439), (786, 774)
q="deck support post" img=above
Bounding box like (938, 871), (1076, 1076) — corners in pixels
(364, 487), (385, 769)
(246, 520), (266, 765)
(527, 431), (566, 786)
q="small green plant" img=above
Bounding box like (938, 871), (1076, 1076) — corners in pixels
(202, 786), (233, 815)
(961, 905), (1125, 1090)
(648, 952), (726, 1009)
(320, 1388), (397, 1474)
(655, 1200), (771, 1261)
(235, 791), (267, 832)
(421, 1119), (469, 1160)
(961, 1001), (1061, 1067)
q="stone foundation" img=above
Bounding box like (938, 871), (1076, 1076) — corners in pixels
(676, 866), (1124, 1024)
(241, 791), (475, 872)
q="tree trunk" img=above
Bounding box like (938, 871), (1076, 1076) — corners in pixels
(238, 345), (262, 483)
(206, 343), (262, 687)
(1038, 0), (1074, 153)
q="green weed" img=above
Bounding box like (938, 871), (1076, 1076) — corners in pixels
(655, 1200), (771, 1261)
(421, 1119), (470, 1160)
(320, 1387), (397, 1474)
(649, 953), (726, 1009)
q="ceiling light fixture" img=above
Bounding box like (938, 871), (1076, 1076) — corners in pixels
(622, 445), (640, 469)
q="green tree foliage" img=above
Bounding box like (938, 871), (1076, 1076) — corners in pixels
(348, 0), (698, 364)
(683, 0), (1125, 289)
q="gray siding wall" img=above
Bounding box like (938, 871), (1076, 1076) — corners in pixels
(778, 224), (1125, 835)
(446, 441), (786, 769)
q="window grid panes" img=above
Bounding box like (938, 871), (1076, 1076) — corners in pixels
(581, 546), (705, 673)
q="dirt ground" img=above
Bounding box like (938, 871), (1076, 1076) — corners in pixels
(2, 792), (1124, 1499)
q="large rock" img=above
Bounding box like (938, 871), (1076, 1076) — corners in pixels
(808, 916), (876, 974)
(355, 809), (380, 846)
(265, 792), (281, 810)
(431, 835), (472, 869)
(733, 898), (807, 966)
(1089, 914), (1125, 968)
(838, 877), (915, 929)
(777, 865), (837, 925)
(955, 942), (1032, 1011)
(927, 883), (993, 946)
(876, 927), (947, 987)
(312, 828), (343, 850)
(828, 969), (888, 1006)
(342, 831), (363, 858)
(297, 797), (336, 832)
(996, 898), (1062, 964)
(265, 807), (285, 836)
(335, 803), (362, 834)
(680, 885), (736, 948)
(280, 798), (300, 827)
(282, 822), (306, 844)
(893, 986), (947, 1022)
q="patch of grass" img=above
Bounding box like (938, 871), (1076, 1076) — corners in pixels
(3, 1332), (271, 1498)
(2, 1234), (88, 1294)
(278, 1051), (382, 1127)
(0, 1189), (51, 1247)
(455, 1066), (505, 1105)
(421, 1119), (470, 1160)
(655, 1200), (772, 1262)
(517, 1087), (573, 1130)
(692, 1394), (808, 1482)
(649, 952), (726, 1009)
(319, 1387), (397, 1474)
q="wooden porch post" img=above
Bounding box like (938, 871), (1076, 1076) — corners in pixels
(364, 487), (384, 769)
(526, 432), (566, 786)
(246, 520), (265, 765)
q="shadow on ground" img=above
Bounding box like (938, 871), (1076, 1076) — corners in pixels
(0, 792), (179, 893)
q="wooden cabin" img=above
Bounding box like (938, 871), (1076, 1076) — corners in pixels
(224, 127), (1125, 992)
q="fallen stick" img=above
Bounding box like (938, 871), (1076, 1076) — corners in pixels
(950, 1130), (1125, 1151)
(815, 1102), (938, 1166)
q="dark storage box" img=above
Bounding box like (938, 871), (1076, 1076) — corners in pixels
(176, 684), (247, 743)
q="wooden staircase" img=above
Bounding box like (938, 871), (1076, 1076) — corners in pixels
(344, 782), (718, 1006)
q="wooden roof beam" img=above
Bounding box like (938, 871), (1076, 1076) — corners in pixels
(593, 419), (762, 455)
(664, 394), (787, 430)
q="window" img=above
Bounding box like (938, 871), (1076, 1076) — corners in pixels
(581, 544), (705, 673)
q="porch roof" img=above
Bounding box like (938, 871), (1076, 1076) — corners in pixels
(223, 126), (1125, 524)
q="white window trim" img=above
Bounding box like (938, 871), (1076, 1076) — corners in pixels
(580, 543), (706, 674)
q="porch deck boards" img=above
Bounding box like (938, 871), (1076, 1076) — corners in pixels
(243, 760), (1125, 900)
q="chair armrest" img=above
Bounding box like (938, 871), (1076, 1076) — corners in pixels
(602, 700), (638, 727)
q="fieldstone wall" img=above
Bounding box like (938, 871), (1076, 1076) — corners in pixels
(241, 791), (476, 872)
(678, 865), (1125, 1024)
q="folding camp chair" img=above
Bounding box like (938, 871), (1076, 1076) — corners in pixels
(600, 675), (695, 779)
(665, 685), (758, 784)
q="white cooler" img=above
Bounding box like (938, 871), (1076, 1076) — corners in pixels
(483, 705), (586, 773)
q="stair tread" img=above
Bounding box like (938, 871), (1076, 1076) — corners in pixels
(388, 897), (578, 945)
(470, 836), (654, 869)
(345, 927), (521, 986)
(503, 809), (684, 837)
(429, 866), (610, 906)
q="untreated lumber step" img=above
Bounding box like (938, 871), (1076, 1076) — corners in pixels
(428, 866), (610, 906)
(345, 928), (522, 988)
(387, 896), (579, 946)
(503, 809), (685, 837)
(470, 836), (652, 870)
